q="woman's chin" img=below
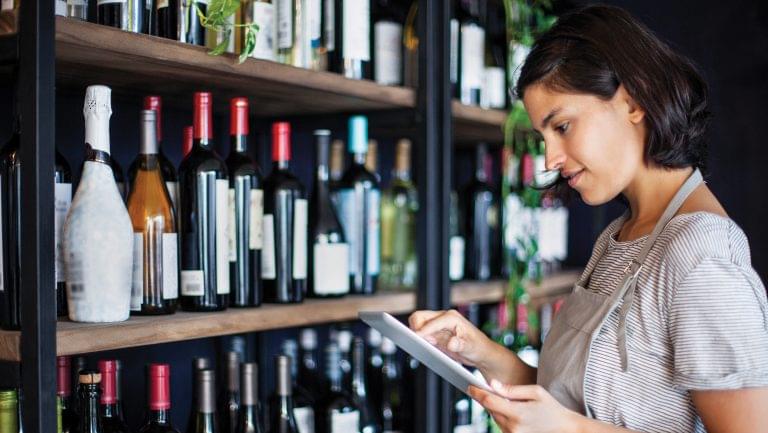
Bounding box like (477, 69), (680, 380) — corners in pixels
(577, 188), (614, 206)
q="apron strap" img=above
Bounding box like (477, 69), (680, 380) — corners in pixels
(616, 168), (704, 371)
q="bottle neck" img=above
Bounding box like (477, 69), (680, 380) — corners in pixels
(79, 385), (101, 430)
(148, 409), (171, 425)
(353, 152), (366, 166)
(232, 134), (248, 154)
(100, 402), (120, 419)
(274, 159), (289, 171)
(85, 113), (110, 154)
(393, 167), (411, 182)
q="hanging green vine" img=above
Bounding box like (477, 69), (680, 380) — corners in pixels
(196, 0), (259, 63)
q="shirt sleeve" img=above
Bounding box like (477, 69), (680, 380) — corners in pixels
(669, 256), (768, 390)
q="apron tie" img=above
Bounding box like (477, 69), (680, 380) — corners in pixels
(617, 266), (641, 372)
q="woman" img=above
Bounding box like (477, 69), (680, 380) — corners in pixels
(410, 5), (768, 433)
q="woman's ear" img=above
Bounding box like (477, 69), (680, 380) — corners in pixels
(615, 84), (646, 125)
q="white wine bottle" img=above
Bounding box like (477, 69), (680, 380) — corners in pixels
(63, 85), (133, 323)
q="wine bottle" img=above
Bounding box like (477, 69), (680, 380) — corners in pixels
(179, 92), (230, 312)
(188, 358), (213, 430)
(242, 0), (276, 61)
(372, 0), (402, 86)
(97, 360), (130, 433)
(64, 85), (133, 323)
(139, 364), (180, 433)
(451, 395), (472, 433)
(70, 356), (88, 418)
(226, 97), (263, 308)
(0, 119), (21, 331)
(178, 0), (206, 45)
(220, 352), (241, 433)
(328, 139), (345, 194)
(351, 338), (377, 433)
(0, 389), (19, 433)
(333, 116), (380, 295)
(298, 329), (327, 404)
(331, 0), (371, 79)
(76, 370), (104, 433)
(364, 139), (379, 183)
(128, 109), (179, 315)
(402, 2), (417, 89)
(114, 360), (127, 420)
(262, 122), (307, 304)
(61, 0), (87, 20)
(97, 0), (143, 32)
(308, 130), (349, 298)
(109, 156), (128, 202)
(461, 143), (493, 281)
(128, 96), (180, 217)
(380, 138), (418, 291)
(54, 149), (74, 317)
(318, 343), (359, 433)
(280, 340), (315, 433)
(205, 9), (236, 54)
(364, 329), (383, 421)
(458, 0), (485, 106)
(190, 369), (220, 433)
(448, 191), (465, 281)
(335, 329), (353, 392)
(183, 126), (194, 158)
(276, 0), (322, 69)
(379, 338), (401, 433)
(237, 363), (264, 433)
(57, 357), (78, 433)
(267, 355), (300, 433)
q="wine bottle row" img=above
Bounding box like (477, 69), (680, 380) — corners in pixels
(17, 327), (417, 433)
(46, 0), (511, 109)
(0, 85), (418, 329)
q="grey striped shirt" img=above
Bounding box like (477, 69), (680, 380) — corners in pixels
(579, 211), (768, 432)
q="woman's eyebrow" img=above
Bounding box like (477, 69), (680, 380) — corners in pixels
(539, 107), (563, 130)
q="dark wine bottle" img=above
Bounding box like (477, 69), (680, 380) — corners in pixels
(267, 355), (300, 433)
(333, 116), (380, 295)
(180, 0), (205, 45)
(190, 369), (220, 433)
(75, 370), (104, 433)
(335, 329), (353, 392)
(279, 339), (315, 433)
(351, 338), (378, 433)
(70, 356), (88, 418)
(56, 149), (73, 317)
(262, 122), (307, 304)
(0, 121), (21, 331)
(364, 329), (383, 425)
(298, 329), (327, 404)
(139, 364), (180, 433)
(226, 97), (263, 308)
(58, 356), (78, 433)
(97, 360), (130, 433)
(220, 351), (241, 433)
(380, 338), (402, 433)
(97, 0), (144, 33)
(114, 360), (127, 422)
(179, 92), (230, 312)
(330, 0), (371, 79)
(318, 342), (360, 433)
(183, 125), (194, 158)
(237, 363), (264, 433)
(462, 143), (494, 281)
(309, 130), (349, 298)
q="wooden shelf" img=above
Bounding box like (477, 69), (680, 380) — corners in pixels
(452, 101), (508, 143)
(0, 271), (578, 361)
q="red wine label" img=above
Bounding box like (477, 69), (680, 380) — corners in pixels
(261, 214), (276, 279)
(55, 183), (72, 284)
(215, 179), (230, 294)
(181, 270), (204, 296)
(249, 189), (263, 250)
(313, 243), (349, 295)
(292, 199), (308, 280)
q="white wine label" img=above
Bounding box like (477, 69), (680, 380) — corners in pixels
(162, 233), (179, 300)
(215, 179), (230, 294)
(55, 0), (66, 15)
(449, 236), (465, 281)
(307, 0), (322, 41)
(251, 2), (276, 60)
(336, 189), (357, 274)
(449, 19), (459, 84)
(483, 66), (506, 109)
(330, 409), (359, 433)
(343, 0), (370, 61)
(55, 182), (72, 284)
(313, 243), (350, 295)
(228, 188), (237, 262)
(249, 189), (263, 250)
(166, 181), (178, 214)
(131, 233), (143, 311)
(261, 214), (277, 279)
(294, 406), (314, 433)
(374, 21), (403, 86)
(292, 198), (308, 280)
(324, 0), (335, 51)
(366, 190), (381, 275)
(277, 0), (293, 49)
(460, 23), (485, 90)
(181, 270), (205, 296)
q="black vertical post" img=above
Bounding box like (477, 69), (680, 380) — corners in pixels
(416, 0), (453, 432)
(18, 0), (57, 430)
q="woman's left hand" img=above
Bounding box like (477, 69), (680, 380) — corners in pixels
(468, 380), (584, 433)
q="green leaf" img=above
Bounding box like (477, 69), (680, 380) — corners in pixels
(209, 30), (231, 56)
(238, 25), (258, 64)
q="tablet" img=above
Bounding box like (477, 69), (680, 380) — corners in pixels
(359, 311), (492, 396)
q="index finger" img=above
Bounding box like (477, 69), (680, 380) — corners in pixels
(409, 310), (445, 331)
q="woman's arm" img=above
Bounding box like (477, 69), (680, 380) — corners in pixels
(692, 388), (768, 433)
(478, 341), (537, 386)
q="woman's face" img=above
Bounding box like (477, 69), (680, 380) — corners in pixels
(522, 83), (647, 205)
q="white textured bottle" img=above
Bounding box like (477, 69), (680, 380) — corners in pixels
(63, 85), (133, 323)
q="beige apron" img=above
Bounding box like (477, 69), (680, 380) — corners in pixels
(537, 169), (704, 416)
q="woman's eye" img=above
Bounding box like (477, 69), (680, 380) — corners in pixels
(555, 122), (569, 134)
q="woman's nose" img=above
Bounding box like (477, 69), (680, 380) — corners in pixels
(545, 140), (567, 172)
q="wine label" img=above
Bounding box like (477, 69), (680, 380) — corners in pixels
(181, 270), (205, 296)
(156, 0), (168, 8)
(324, 0), (335, 52)
(131, 233), (143, 311)
(251, 2), (276, 60)
(366, 190), (381, 276)
(453, 425), (474, 433)
(215, 179), (230, 294)
(249, 189), (263, 250)
(294, 406), (314, 433)
(55, 182), (72, 285)
(67, 0), (86, 6)
(483, 66), (506, 109)
(336, 188), (380, 277)
(343, 0), (370, 61)
(313, 243), (350, 295)
(374, 21), (403, 86)
(162, 233), (178, 300)
(97, 0), (126, 5)
(449, 235), (465, 281)
(228, 188), (237, 262)
(330, 409), (359, 433)
(277, 0), (293, 49)
(449, 19), (459, 84)
(66, 256), (85, 300)
(336, 189), (357, 274)
(292, 198), (308, 280)
(1, 0), (12, 9)
(55, 0), (66, 16)
(308, 0), (322, 41)
(261, 214), (276, 279)
(166, 181), (178, 215)
(460, 23), (485, 90)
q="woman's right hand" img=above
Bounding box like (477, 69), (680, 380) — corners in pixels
(409, 309), (495, 369)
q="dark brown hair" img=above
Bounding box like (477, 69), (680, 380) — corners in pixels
(516, 5), (710, 172)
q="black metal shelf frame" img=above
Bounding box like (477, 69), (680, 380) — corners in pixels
(9, 1), (457, 432)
